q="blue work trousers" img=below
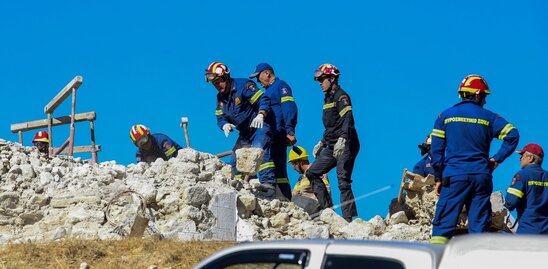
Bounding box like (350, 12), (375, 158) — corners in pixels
(432, 173), (493, 239)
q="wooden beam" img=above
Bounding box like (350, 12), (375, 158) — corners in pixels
(10, 112), (96, 133)
(44, 76), (83, 114)
(55, 145), (101, 154)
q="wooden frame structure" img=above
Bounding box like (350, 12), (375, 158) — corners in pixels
(10, 76), (100, 163)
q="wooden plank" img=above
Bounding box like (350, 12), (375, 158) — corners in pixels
(10, 112), (96, 133)
(55, 145), (101, 154)
(44, 76), (83, 114)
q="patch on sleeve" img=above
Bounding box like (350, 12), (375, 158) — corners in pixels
(235, 97), (241, 106)
(338, 95), (349, 105)
(245, 82), (257, 92)
(511, 173), (521, 186)
(218, 101), (224, 108)
(281, 87), (288, 95)
(163, 141), (173, 151)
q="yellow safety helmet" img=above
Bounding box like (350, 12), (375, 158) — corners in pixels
(288, 146), (309, 163)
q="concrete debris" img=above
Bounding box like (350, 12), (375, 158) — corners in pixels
(0, 138), (513, 245)
(235, 148), (264, 175)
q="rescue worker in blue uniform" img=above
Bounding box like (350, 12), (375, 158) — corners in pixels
(413, 135), (435, 177)
(430, 74), (519, 244)
(305, 63), (360, 222)
(129, 124), (182, 163)
(505, 143), (548, 234)
(249, 63), (298, 200)
(205, 62), (277, 194)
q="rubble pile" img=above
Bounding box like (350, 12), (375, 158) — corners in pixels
(0, 138), (508, 245)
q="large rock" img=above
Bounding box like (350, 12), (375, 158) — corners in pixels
(235, 148), (264, 174)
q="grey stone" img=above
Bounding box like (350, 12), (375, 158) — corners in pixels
(183, 186), (210, 207)
(340, 219), (375, 239)
(369, 215), (387, 235)
(53, 227), (67, 240)
(271, 213), (290, 228)
(390, 211), (409, 225)
(319, 208), (348, 234)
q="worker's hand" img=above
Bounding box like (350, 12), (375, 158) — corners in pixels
(333, 137), (347, 158)
(250, 113), (264, 128)
(488, 158), (499, 171)
(435, 181), (442, 196)
(286, 134), (297, 146)
(313, 140), (324, 158)
(222, 123), (236, 137)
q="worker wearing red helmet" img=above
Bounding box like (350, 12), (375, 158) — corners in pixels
(430, 74), (520, 244)
(32, 130), (50, 154)
(305, 63), (360, 222)
(205, 62), (278, 195)
(505, 143), (548, 234)
(130, 124), (181, 163)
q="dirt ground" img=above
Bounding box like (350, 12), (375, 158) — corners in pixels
(0, 238), (233, 269)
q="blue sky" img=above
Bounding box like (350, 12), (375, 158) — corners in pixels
(1, 1), (547, 220)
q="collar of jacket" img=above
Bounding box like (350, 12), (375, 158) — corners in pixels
(455, 99), (482, 107)
(325, 84), (340, 97)
(216, 79), (236, 100)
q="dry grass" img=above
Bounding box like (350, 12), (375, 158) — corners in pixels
(0, 238), (233, 269)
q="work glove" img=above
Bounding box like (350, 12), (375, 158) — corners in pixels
(333, 137), (346, 158)
(222, 123), (236, 137)
(250, 113), (264, 129)
(312, 140), (323, 158)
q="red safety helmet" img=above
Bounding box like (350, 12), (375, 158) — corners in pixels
(458, 74), (490, 95)
(205, 62), (230, 82)
(314, 63), (340, 81)
(32, 131), (49, 143)
(129, 124), (150, 144)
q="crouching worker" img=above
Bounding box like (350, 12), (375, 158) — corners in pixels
(32, 130), (50, 155)
(130, 124), (182, 163)
(288, 146), (331, 216)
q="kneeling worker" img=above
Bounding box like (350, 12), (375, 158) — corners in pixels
(130, 124), (182, 163)
(288, 146), (331, 215)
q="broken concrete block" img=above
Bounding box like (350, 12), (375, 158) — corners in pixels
(390, 211), (409, 225)
(235, 148), (264, 174)
(209, 191), (237, 241)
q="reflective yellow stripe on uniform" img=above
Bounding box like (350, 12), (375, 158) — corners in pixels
(259, 161), (275, 171)
(165, 146), (176, 157)
(250, 90), (264, 104)
(430, 236), (449, 245)
(431, 129), (446, 139)
(277, 178), (289, 184)
(294, 181), (302, 192)
(215, 109), (223, 116)
(323, 102), (336, 109)
(507, 187), (524, 198)
(498, 124), (515, 140)
(339, 106), (352, 117)
(281, 96), (294, 103)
